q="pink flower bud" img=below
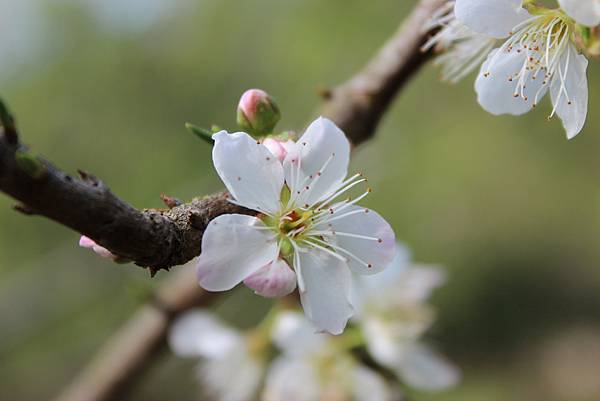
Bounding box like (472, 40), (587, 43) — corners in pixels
(244, 259), (297, 298)
(262, 137), (295, 162)
(79, 235), (121, 262)
(237, 89), (281, 137)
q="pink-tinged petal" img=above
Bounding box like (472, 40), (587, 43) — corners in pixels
(243, 259), (297, 298)
(212, 131), (284, 214)
(397, 343), (461, 391)
(168, 310), (240, 358)
(262, 138), (295, 162)
(297, 250), (353, 335)
(318, 206), (396, 275)
(92, 245), (117, 260)
(284, 117), (350, 206)
(79, 235), (95, 249)
(455, 0), (530, 39)
(197, 214), (278, 291)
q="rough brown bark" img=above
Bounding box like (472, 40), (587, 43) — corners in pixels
(3, 0), (447, 400)
(0, 0), (444, 274)
(0, 132), (250, 273)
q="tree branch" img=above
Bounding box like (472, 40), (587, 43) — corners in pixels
(322, 0), (444, 145)
(0, 130), (250, 273)
(0, 0), (444, 274)
(49, 0), (446, 400)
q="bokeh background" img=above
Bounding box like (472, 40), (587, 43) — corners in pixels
(2, 0), (600, 400)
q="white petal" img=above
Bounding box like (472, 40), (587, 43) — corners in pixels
(352, 366), (392, 401)
(168, 310), (240, 358)
(558, 0), (600, 27)
(212, 131), (284, 214)
(196, 214), (278, 291)
(243, 258), (297, 298)
(318, 206), (396, 275)
(197, 343), (263, 401)
(263, 356), (320, 401)
(284, 117), (350, 206)
(396, 343), (461, 391)
(362, 316), (409, 368)
(271, 311), (328, 355)
(393, 266), (447, 303)
(550, 44), (589, 139)
(455, 0), (530, 38)
(351, 243), (413, 312)
(475, 48), (548, 115)
(297, 250), (353, 335)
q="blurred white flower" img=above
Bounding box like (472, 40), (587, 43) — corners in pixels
(422, 1), (499, 83)
(264, 310), (393, 401)
(196, 117), (396, 334)
(168, 310), (264, 401)
(455, 0), (589, 138)
(351, 244), (461, 391)
(558, 0), (600, 27)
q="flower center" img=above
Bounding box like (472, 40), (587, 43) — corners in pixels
(483, 10), (575, 111)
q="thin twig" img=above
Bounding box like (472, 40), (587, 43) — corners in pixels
(0, 0), (444, 275)
(50, 0), (446, 400)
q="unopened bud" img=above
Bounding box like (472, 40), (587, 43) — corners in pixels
(79, 235), (129, 264)
(262, 137), (295, 162)
(237, 89), (281, 137)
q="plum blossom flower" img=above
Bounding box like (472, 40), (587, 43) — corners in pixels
(422, 1), (499, 83)
(558, 0), (600, 27)
(457, 0), (589, 138)
(351, 244), (461, 391)
(263, 311), (392, 401)
(196, 117), (396, 334)
(168, 310), (264, 401)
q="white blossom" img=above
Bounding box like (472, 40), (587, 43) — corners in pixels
(168, 310), (264, 401)
(351, 245), (461, 391)
(196, 117), (396, 334)
(558, 0), (600, 27)
(263, 311), (392, 401)
(457, 0), (589, 138)
(422, 1), (499, 83)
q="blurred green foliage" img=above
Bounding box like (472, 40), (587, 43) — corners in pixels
(2, 1), (600, 400)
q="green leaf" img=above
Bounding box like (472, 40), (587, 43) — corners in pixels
(185, 122), (214, 144)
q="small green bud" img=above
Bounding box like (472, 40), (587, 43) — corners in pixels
(15, 150), (46, 179)
(236, 89), (281, 137)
